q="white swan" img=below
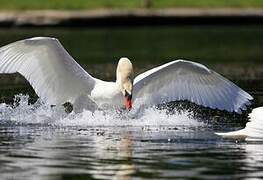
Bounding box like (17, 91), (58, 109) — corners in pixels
(216, 107), (263, 141)
(0, 37), (253, 112)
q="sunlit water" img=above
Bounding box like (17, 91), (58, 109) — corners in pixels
(0, 95), (263, 180)
(0, 25), (263, 179)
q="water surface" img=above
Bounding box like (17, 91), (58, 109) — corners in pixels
(0, 26), (263, 179)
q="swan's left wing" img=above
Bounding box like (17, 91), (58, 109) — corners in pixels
(0, 37), (95, 105)
(133, 60), (253, 113)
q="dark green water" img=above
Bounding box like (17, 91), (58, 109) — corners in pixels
(0, 25), (263, 67)
(0, 26), (263, 179)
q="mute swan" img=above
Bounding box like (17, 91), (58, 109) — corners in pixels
(216, 107), (263, 141)
(0, 37), (253, 112)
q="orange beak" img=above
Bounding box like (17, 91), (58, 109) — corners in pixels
(124, 96), (132, 110)
(124, 91), (132, 110)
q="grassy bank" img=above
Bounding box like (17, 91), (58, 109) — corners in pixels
(0, 0), (263, 10)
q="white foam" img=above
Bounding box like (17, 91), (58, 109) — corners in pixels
(0, 95), (204, 127)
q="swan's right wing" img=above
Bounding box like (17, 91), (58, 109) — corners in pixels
(133, 60), (253, 113)
(216, 107), (263, 141)
(0, 37), (95, 105)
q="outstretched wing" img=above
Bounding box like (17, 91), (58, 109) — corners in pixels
(133, 60), (253, 113)
(0, 37), (95, 105)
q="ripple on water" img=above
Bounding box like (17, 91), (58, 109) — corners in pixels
(1, 95), (263, 180)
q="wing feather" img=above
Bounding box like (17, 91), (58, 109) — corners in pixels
(133, 60), (253, 113)
(0, 37), (95, 105)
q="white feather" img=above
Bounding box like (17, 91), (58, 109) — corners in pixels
(133, 60), (253, 113)
(216, 107), (263, 141)
(0, 38), (253, 113)
(0, 37), (95, 105)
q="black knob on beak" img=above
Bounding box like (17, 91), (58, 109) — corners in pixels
(125, 90), (132, 100)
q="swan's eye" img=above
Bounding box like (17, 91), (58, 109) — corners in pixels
(127, 75), (133, 82)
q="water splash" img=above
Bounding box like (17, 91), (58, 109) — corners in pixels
(0, 94), (204, 127)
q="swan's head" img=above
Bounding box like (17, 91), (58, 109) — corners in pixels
(116, 57), (134, 110)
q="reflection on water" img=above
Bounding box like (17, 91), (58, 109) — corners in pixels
(1, 125), (263, 180)
(0, 25), (263, 179)
(0, 94), (262, 179)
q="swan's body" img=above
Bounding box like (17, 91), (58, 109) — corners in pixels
(216, 107), (263, 141)
(91, 80), (122, 108)
(0, 37), (253, 113)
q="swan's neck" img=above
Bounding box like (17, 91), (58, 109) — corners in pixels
(116, 71), (122, 86)
(115, 57), (133, 92)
